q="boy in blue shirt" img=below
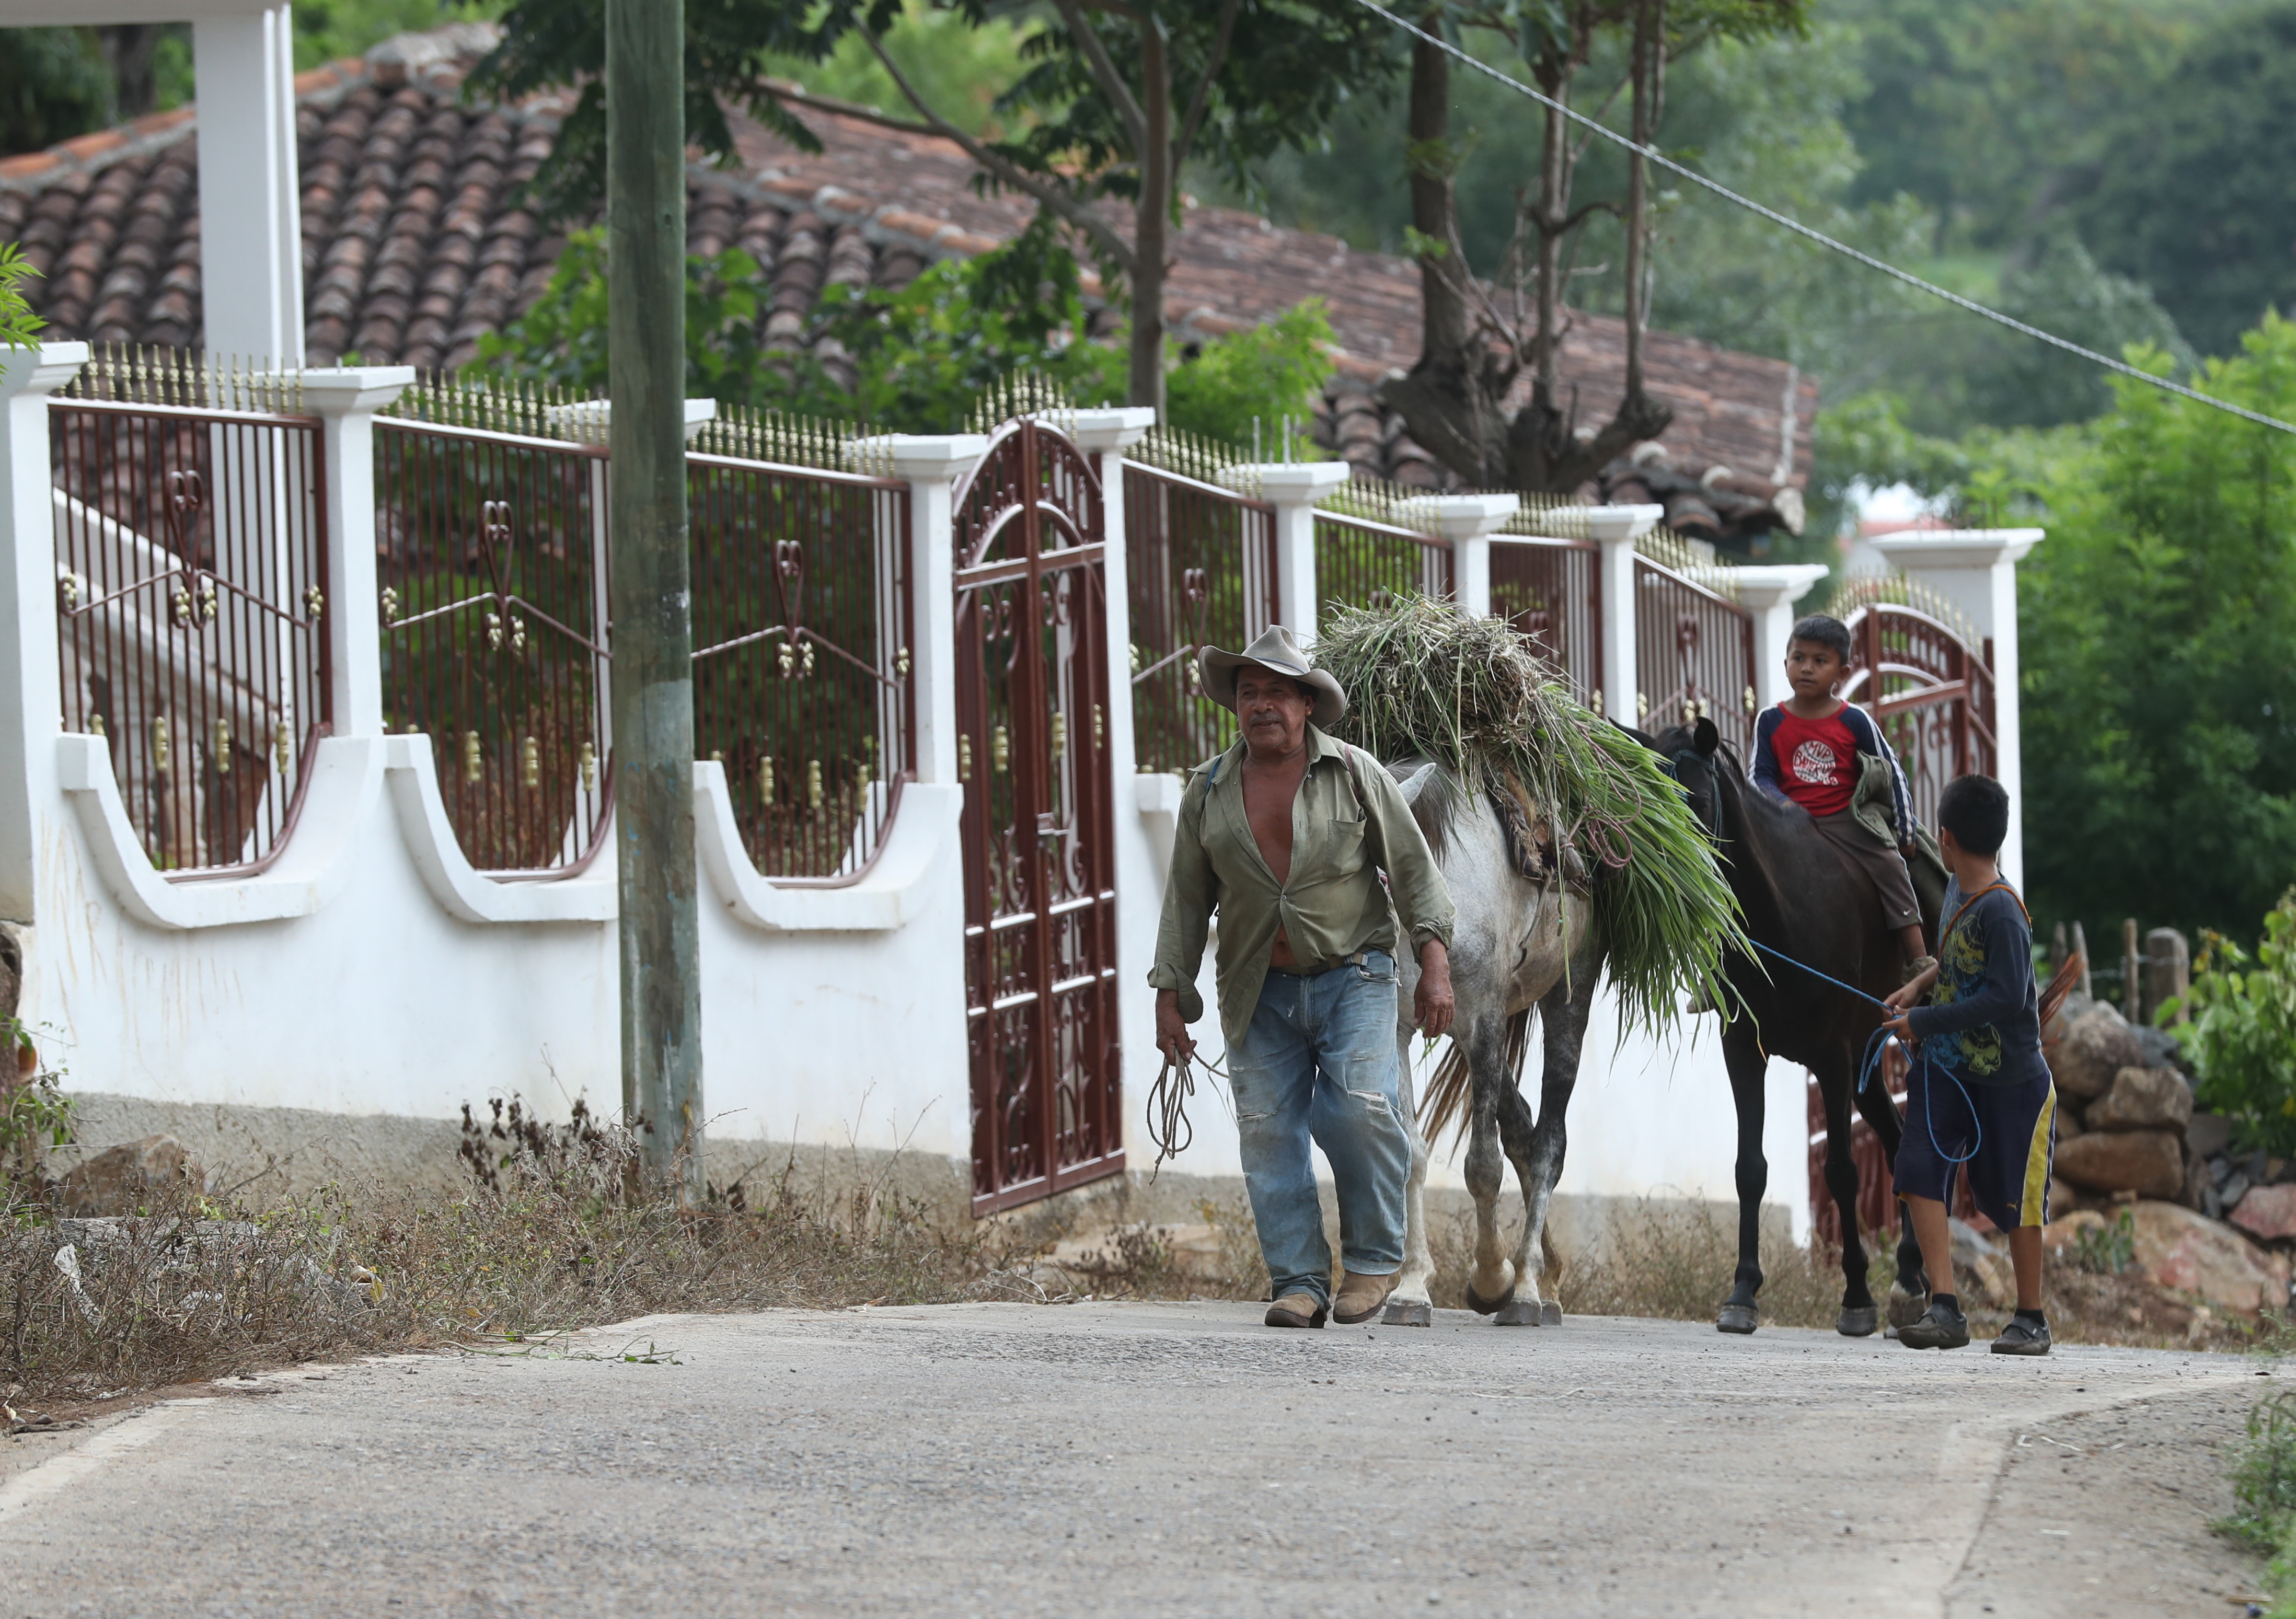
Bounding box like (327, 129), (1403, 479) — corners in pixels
(1882, 773), (2055, 1355)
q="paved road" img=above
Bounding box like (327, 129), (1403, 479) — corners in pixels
(0, 1302), (2272, 1617)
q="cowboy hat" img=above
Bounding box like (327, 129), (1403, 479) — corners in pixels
(1197, 626), (1348, 727)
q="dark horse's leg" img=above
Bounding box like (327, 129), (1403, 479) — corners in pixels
(1850, 1044), (1930, 1318)
(1818, 1051), (1880, 1336)
(1716, 1017), (1769, 1333)
(1493, 962), (1598, 1326)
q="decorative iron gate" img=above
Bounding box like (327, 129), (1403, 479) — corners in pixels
(954, 418), (1123, 1215)
(1839, 602), (1997, 833)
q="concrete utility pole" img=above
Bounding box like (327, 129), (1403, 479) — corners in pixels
(607, 0), (703, 1201)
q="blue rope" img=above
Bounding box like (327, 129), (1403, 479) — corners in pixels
(1742, 938), (1980, 1165)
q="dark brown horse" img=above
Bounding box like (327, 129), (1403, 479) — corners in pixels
(1651, 716), (1930, 1335)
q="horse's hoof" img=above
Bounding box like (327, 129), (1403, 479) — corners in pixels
(1463, 1280), (1514, 1316)
(1716, 1302), (1759, 1335)
(1887, 1285), (1930, 1331)
(1494, 1298), (1542, 1326)
(1837, 1305), (1880, 1337)
(1381, 1299), (1433, 1328)
(1540, 1300), (1562, 1327)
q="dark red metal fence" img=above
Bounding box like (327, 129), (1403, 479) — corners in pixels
(51, 396), (329, 876)
(688, 454), (915, 882)
(374, 420), (612, 875)
(1124, 463), (1277, 772)
(1315, 512), (1453, 617)
(1490, 536), (1602, 699)
(954, 417), (1123, 1216)
(1840, 603), (1997, 834)
(1634, 556), (1757, 747)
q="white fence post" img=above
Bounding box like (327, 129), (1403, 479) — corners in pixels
(861, 436), (988, 788)
(1220, 462), (1350, 643)
(1070, 408), (1159, 787)
(1575, 503), (1662, 727)
(0, 342), (86, 923)
(1731, 564), (1831, 711)
(299, 368), (414, 739)
(1871, 528), (2044, 881)
(1402, 493), (1519, 617)
(192, 6), (304, 364)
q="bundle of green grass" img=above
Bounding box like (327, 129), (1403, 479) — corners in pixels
(1312, 593), (1743, 1031)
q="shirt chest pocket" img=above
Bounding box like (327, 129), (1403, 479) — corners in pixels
(1319, 805), (1369, 881)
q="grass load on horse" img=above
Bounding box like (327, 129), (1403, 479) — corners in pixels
(1310, 596), (1744, 1326)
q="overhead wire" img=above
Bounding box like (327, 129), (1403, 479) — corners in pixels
(1347, 0), (2296, 438)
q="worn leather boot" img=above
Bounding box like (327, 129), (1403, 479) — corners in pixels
(1332, 1270), (1399, 1325)
(1264, 1292), (1327, 1328)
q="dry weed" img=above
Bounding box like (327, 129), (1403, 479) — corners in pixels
(0, 1100), (1031, 1406)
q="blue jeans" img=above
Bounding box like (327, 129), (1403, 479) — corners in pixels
(1227, 950), (1412, 1306)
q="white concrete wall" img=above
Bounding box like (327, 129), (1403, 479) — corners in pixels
(3, 342), (1963, 1241)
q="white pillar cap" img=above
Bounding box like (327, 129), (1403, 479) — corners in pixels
(1400, 492), (1518, 539)
(1729, 563), (1831, 611)
(1068, 407), (1157, 453)
(1872, 528), (2044, 569)
(1220, 461), (1353, 501)
(297, 366), (417, 415)
(1549, 503), (1665, 542)
(851, 434), (991, 482)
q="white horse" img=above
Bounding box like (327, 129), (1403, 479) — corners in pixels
(1383, 759), (1606, 1327)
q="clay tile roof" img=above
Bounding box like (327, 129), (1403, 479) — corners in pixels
(3, 21), (1815, 528)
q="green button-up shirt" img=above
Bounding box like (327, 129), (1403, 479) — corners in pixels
(1149, 726), (1456, 1044)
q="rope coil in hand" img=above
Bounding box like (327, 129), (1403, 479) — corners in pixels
(1147, 1047), (1228, 1182)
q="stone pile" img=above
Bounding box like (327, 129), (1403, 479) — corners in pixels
(2047, 994), (2199, 1202)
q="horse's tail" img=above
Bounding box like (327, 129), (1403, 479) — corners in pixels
(1418, 1007), (1536, 1148)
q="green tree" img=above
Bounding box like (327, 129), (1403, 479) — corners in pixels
(2064, 0), (2296, 357)
(470, 0), (1396, 418)
(2010, 316), (2296, 944)
(1383, 0), (1809, 496)
(0, 28), (115, 154)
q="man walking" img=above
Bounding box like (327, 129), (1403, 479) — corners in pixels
(1151, 627), (1456, 1328)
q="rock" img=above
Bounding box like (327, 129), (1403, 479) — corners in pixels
(2055, 1101), (2086, 1142)
(2131, 1022), (2186, 1074)
(2189, 1113), (2233, 1158)
(2052, 1002), (2147, 1100)
(2129, 1199), (2292, 1316)
(2039, 1208), (2106, 1253)
(2184, 1141), (2209, 1211)
(2056, 1128), (2187, 1198)
(2222, 1172), (2252, 1209)
(2087, 1067), (2194, 1135)
(53, 1135), (203, 1216)
(2233, 1185), (2296, 1242)
(1948, 1217), (2014, 1305)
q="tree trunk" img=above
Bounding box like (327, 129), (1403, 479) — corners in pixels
(1129, 19), (1172, 418)
(98, 25), (161, 120)
(1529, 56), (1573, 396)
(1381, 16), (1509, 485)
(1623, 1), (1653, 402)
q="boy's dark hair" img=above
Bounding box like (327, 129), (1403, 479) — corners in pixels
(1937, 774), (2011, 857)
(1788, 614), (1852, 662)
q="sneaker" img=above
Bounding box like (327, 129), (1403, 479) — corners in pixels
(1898, 1297), (1971, 1350)
(1264, 1292), (1328, 1328)
(1991, 1317), (2051, 1356)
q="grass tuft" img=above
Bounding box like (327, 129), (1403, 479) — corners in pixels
(1311, 594), (1745, 1032)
